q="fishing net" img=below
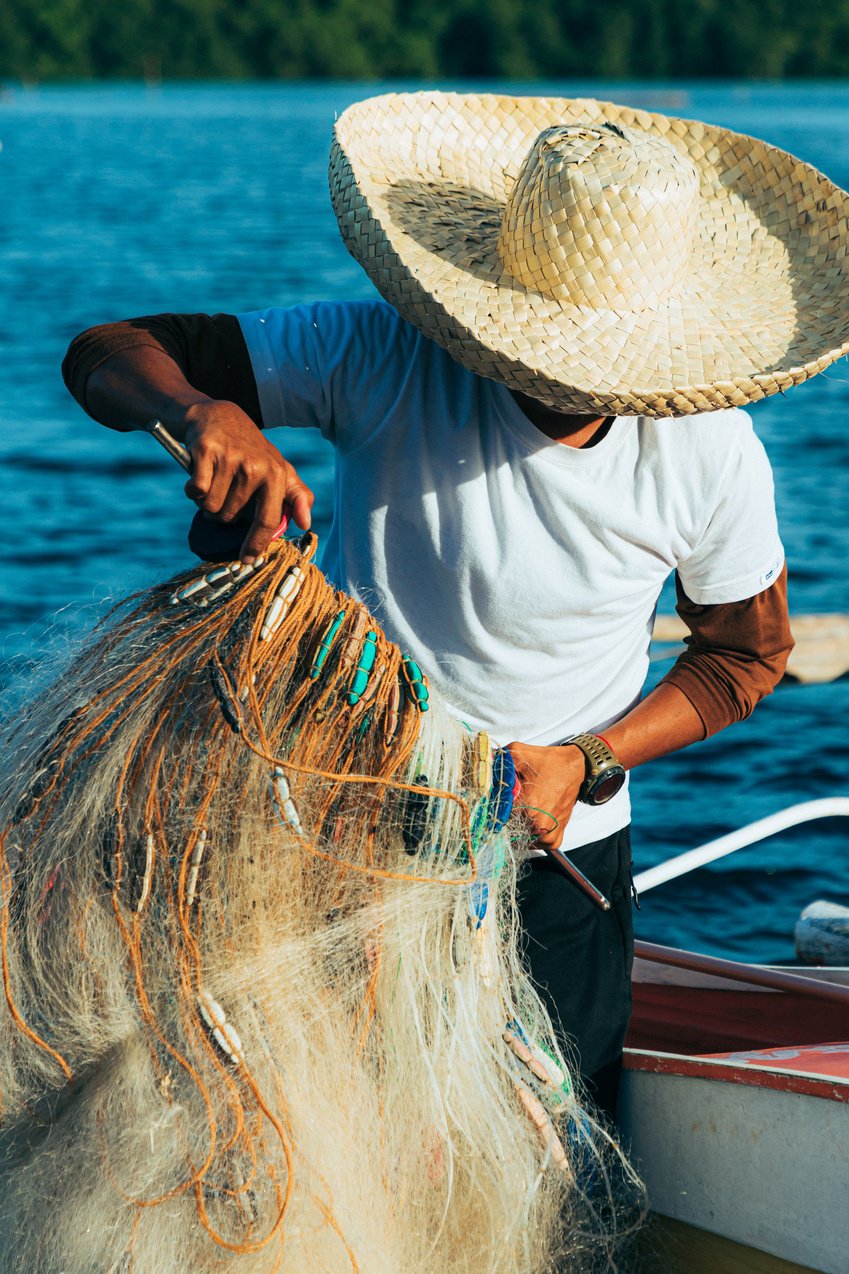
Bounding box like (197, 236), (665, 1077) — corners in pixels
(0, 535), (640, 1272)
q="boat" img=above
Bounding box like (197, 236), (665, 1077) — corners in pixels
(617, 795), (849, 1273)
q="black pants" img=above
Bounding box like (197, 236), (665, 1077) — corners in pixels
(516, 826), (634, 1121)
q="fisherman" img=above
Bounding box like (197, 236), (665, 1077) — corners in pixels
(63, 91), (842, 1119)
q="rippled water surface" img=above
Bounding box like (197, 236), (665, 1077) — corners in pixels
(1, 81), (847, 960)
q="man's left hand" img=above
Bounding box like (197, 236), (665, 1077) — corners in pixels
(507, 741), (586, 851)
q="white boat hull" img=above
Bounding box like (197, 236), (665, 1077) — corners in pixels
(621, 1049), (849, 1272)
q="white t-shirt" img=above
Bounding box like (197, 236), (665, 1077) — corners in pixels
(238, 300), (784, 850)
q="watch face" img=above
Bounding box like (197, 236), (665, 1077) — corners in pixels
(591, 771), (625, 805)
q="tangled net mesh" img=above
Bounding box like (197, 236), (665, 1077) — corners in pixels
(0, 535), (643, 1273)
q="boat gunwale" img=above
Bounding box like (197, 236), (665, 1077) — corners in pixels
(623, 1045), (849, 1101)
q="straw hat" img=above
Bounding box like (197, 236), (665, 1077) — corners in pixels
(329, 92), (849, 416)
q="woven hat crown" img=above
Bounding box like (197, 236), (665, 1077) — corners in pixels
(497, 123), (700, 310)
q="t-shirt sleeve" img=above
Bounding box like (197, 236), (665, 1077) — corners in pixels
(236, 300), (417, 446)
(676, 418), (784, 605)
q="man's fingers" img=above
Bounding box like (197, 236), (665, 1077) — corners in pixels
(240, 480), (288, 563)
(535, 821), (564, 852)
(286, 481), (314, 531)
(218, 467), (262, 523)
(184, 449), (214, 502)
(190, 456), (313, 536)
(522, 806), (563, 851)
(185, 451), (237, 515)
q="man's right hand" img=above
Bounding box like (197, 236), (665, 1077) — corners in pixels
(182, 402), (314, 563)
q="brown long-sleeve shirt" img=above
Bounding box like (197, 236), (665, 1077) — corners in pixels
(62, 314), (794, 738)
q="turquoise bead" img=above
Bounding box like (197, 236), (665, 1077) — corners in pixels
(310, 609), (346, 680)
(347, 631), (378, 705)
(401, 653), (430, 712)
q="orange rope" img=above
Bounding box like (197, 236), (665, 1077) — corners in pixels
(0, 534), (495, 1263)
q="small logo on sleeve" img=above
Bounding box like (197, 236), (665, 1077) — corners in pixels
(759, 556), (782, 588)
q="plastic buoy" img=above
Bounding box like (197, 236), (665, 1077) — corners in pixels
(794, 899), (849, 966)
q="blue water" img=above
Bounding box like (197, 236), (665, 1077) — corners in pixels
(1, 82), (847, 961)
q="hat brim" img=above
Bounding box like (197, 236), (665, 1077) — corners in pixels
(330, 92), (849, 416)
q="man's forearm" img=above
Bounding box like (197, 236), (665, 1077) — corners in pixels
(83, 345), (215, 438)
(599, 682), (705, 769)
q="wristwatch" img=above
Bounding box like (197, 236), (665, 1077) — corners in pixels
(567, 733), (626, 806)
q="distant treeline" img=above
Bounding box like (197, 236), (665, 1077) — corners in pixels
(3, 0), (848, 81)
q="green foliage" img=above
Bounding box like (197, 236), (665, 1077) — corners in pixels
(1, 0), (846, 81)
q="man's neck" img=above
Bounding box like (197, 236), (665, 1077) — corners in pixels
(509, 389), (611, 449)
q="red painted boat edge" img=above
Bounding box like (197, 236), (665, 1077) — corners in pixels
(623, 1047), (849, 1102)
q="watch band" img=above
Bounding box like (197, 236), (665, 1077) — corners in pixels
(568, 733), (626, 805)
(570, 732), (616, 770)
